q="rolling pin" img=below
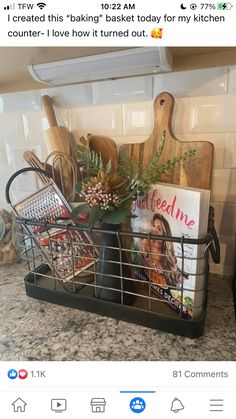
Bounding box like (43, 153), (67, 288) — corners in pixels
(41, 95), (71, 156)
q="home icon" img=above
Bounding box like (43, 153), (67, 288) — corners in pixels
(90, 398), (106, 413)
(12, 398), (27, 413)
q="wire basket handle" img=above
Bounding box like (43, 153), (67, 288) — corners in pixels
(5, 167), (52, 205)
(208, 206), (220, 264)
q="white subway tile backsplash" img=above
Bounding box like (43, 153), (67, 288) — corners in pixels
(0, 151), (8, 169)
(4, 142), (15, 167)
(0, 97), (4, 113)
(173, 95), (236, 135)
(0, 90), (42, 113)
(172, 98), (187, 135)
(68, 104), (123, 137)
(0, 84), (93, 115)
(122, 101), (153, 136)
(228, 65), (236, 93)
(218, 234), (235, 267)
(0, 145), (5, 164)
(92, 76), (153, 105)
(41, 83), (93, 108)
(4, 143), (39, 172)
(0, 169), (13, 210)
(211, 169), (236, 203)
(22, 112), (49, 158)
(22, 111), (45, 138)
(179, 133), (226, 169)
(209, 234), (235, 277)
(211, 202), (236, 236)
(11, 148), (34, 172)
(0, 113), (24, 146)
(224, 133), (236, 168)
(154, 67), (229, 98)
(113, 135), (148, 145)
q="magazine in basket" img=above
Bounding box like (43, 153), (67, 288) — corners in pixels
(131, 182), (210, 319)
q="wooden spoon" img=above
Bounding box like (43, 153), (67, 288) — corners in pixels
(88, 134), (118, 173)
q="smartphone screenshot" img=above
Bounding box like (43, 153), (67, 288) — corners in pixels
(0, 0), (235, 417)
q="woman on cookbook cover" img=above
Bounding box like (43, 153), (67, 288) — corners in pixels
(141, 213), (188, 288)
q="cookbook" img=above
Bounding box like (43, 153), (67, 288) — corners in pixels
(131, 182), (210, 319)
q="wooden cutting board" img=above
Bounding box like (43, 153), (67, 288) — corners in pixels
(120, 92), (214, 190)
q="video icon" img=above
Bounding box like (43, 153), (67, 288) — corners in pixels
(51, 399), (67, 413)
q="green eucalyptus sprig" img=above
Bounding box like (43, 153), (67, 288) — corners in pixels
(141, 131), (196, 187)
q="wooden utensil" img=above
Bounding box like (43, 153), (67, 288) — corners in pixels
(88, 134), (118, 173)
(23, 150), (64, 191)
(41, 95), (71, 156)
(23, 150), (51, 185)
(120, 92), (214, 190)
(42, 95), (78, 191)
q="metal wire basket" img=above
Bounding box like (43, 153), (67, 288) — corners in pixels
(16, 218), (213, 338)
(6, 167), (219, 338)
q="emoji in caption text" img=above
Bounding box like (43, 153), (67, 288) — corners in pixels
(151, 28), (163, 39)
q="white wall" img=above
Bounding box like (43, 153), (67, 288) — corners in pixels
(0, 66), (235, 277)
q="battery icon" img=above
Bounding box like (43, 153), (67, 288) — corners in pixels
(217, 2), (233, 9)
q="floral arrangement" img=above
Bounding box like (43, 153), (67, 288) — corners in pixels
(73, 130), (196, 227)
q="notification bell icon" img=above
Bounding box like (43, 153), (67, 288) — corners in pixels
(170, 397), (184, 413)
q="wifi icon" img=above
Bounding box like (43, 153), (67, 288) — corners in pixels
(37, 2), (46, 9)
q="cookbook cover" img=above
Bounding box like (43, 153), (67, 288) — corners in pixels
(131, 182), (210, 319)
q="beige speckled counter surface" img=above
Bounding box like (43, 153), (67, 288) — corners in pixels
(0, 263), (236, 361)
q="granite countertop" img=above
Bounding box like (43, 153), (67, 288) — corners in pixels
(0, 263), (236, 361)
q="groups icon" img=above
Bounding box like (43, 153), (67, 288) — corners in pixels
(130, 397), (146, 413)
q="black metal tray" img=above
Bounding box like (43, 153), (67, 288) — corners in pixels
(24, 264), (206, 338)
